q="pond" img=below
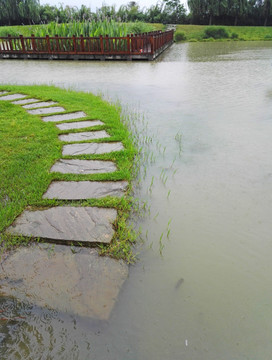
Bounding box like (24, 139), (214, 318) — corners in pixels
(1, 41), (272, 359)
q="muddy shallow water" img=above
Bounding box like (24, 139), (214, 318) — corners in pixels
(1, 41), (272, 359)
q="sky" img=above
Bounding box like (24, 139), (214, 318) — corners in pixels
(39, 0), (188, 12)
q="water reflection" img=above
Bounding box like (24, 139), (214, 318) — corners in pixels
(1, 41), (272, 359)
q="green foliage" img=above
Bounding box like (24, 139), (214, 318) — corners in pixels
(127, 21), (155, 34)
(231, 31), (239, 39)
(203, 26), (229, 39)
(174, 30), (186, 41)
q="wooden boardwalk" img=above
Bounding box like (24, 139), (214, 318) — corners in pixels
(0, 30), (173, 61)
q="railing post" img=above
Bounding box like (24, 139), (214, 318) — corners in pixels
(127, 34), (130, 55)
(46, 35), (50, 53)
(20, 35), (25, 52)
(130, 34), (134, 53)
(73, 34), (77, 53)
(8, 35), (13, 52)
(105, 34), (109, 52)
(31, 34), (36, 52)
(150, 35), (154, 55)
(55, 34), (59, 52)
(100, 35), (104, 54)
(80, 35), (84, 52)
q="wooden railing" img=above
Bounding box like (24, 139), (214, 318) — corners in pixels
(0, 30), (173, 58)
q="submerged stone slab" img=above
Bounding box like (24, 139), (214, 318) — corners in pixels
(50, 159), (117, 174)
(59, 130), (110, 142)
(0, 245), (128, 320)
(12, 98), (40, 105)
(43, 181), (128, 200)
(22, 101), (58, 109)
(27, 106), (65, 115)
(42, 111), (87, 123)
(63, 142), (124, 156)
(0, 93), (27, 101)
(6, 206), (117, 244)
(56, 120), (104, 131)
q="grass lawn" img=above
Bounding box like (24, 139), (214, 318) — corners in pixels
(0, 85), (138, 262)
(175, 24), (272, 41)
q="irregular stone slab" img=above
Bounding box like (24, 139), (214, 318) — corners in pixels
(22, 101), (58, 109)
(0, 94), (27, 101)
(59, 130), (110, 142)
(42, 111), (87, 123)
(56, 120), (104, 131)
(0, 245), (128, 320)
(43, 181), (128, 200)
(63, 142), (124, 156)
(6, 206), (117, 244)
(27, 106), (65, 115)
(12, 98), (40, 105)
(0, 91), (8, 95)
(50, 159), (117, 174)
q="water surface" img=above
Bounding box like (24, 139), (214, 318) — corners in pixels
(1, 41), (272, 359)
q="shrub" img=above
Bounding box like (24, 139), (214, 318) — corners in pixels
(174, 31), (186, 42)
(203, 27), (229, 39)
(231, 32), (239, 39)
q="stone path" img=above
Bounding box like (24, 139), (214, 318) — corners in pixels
(0, 90), (129, 319)
(1, 91), (126, 246)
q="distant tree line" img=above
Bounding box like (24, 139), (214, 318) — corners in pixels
(0, 0), (272, 27)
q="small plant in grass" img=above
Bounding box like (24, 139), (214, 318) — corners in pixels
(203, 27), (229, 40)
(231, 32), (239, 39)
(174, 31), (186, 42)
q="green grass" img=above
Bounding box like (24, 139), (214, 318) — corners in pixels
(0, 85), (138, 262)
(175, 24), (272, 42)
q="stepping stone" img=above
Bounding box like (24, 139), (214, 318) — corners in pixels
(22, 101), (58, 109)
(0, 245), (128, 320)
(27, 106), (66, 115)
(42, 111), (87, 123)
(0, 91), (8, 95)
(63, 142), (124, 156)
(43, 181), (128, 200)
(59, 130), (110, 142)
(50, 159), (117, 174)
(56, 120), (104, 131)
(12, 98), (40, 105)
(6, 206), (117, 244)
(0, 94), (27, 101)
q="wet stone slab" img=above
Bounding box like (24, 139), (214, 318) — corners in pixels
(6, 206), (117, 244)
(42, 111), (87, 123)
(59, 130), (110, 142)
(63, 142), (124, 156)
(12, 98), (40, 105)
(56, 120), (104, 131)
(27, 106), (66, 115)
(22, 101), (58, 109)
(43, 181), (128, 200)
(50, 159), (117, 174)
(0, 91), (9, 95)
(0, 94), (27, 101)
(0, 245), (128, 320)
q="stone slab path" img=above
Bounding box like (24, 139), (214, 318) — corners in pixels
(63, 142), (124, 156)
(27, 106), (66, 115)
(50, 159), (117, 174)
(0, 245), (128, 320)
(1, 89), (128, 319)
(2, 91), (125, 246)
(42, 111), (87, 122)
(56, 120), (104, 130)
(6, 207), (117, 243)
(23, 101), (58, 109)
(43, 181), (128, 199)
(59, 130), (110, 142)
(0, 93), (27, 101)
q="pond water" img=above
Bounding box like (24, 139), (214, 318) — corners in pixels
(1, 41), (272, 359)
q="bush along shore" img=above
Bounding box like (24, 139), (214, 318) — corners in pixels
(0, 85), (139, 263)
